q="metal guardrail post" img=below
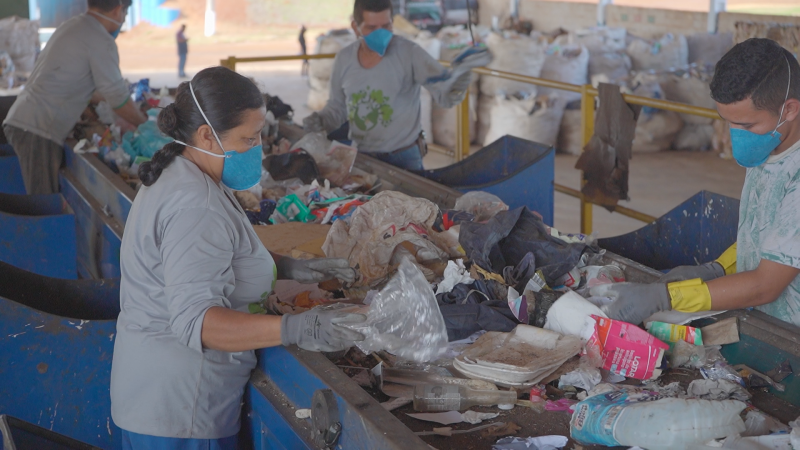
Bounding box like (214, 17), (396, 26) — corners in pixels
(579, 84), (595, 235)
(219, 57), (236, 71)
(455, 92), (471, 162)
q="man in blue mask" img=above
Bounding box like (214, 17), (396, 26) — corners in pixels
(588, 38), (800, 328)
(303, 0), (489, 171)
(3, 0), (146, 195)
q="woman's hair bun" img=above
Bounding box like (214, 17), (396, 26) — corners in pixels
(157, 103), (179, 136)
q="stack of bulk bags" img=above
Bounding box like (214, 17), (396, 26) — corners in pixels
(659, 68), (716, 151)
(414, 31), (442, 145)
(630, 73), (684, 153)
(478, 31), (547, 146)
(307, 30), (356, 111)
(431, 26), (480, 148)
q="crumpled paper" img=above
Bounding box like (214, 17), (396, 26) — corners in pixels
(323, 191), (451, 293)
(559, 367), (602, 391)
(492, 435), (568, 450)
(687, 379), (751, 402)
(436, 259), (474, 295)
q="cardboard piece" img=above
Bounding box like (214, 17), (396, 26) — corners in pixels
(589, 315), (669, 380)
(574, 83), (642, 210)
(254, 222), (331, 256)
(701, 317), (739, 346)
(291, 236), (328, 259)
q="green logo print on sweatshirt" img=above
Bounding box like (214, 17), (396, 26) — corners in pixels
(348, 87), (394, 132)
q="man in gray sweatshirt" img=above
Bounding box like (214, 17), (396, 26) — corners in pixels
(303, 0), (485, 171)
(3, 0), (147, 194)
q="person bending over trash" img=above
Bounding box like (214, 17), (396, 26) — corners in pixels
(110, 67), (365, 449)
(594, 38), (800, 328)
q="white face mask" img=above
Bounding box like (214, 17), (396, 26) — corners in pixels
(89, 2), (125, 38)
(89, 9), (123, 27)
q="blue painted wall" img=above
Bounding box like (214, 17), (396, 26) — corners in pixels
(29, 0), (178, 29)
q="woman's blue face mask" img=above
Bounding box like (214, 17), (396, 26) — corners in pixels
(174, 82), (263, 191)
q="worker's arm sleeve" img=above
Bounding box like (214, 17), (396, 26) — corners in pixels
(760, 177), (800, 270)
(413, 45), (455, 107)
(667, 278), (712, 313)
(159, 207), (235, 353)
(316, 53), (349, 132)
(89, 41), (131, 109)
(715, 242), (737, 275)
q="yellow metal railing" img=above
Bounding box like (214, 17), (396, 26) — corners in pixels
(221, 53), (721, 234)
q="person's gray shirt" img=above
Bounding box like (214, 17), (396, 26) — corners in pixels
(317, 36), (455, 153)
(110, 156), (275, 438)
(4, 13), (131, 144)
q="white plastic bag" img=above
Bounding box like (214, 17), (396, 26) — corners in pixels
(453, 191), (509, 222)
(343, 259), (449, 362)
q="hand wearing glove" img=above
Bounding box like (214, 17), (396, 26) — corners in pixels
(427, 46), (492, 106)
(302, 112), (325, 133)
(276, 257), (356, 284)
(658, 243), (737, 283)
(658, 261), (725, 283)
(446, 71), (472, 104)
(281, 305), (366, 352)
(591, 278), (714, 325)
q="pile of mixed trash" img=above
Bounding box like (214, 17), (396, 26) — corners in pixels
(65, 80), (799, 449)
(68, 78), (176, 188)
(258, 187), (800, 449)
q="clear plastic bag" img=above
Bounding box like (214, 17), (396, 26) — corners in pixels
(343, 258), (449, 362)
(453, 191), (509, 222)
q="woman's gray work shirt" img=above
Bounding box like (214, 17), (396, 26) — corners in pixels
(110, 156), (275, 438)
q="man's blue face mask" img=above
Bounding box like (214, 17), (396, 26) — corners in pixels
(729, 56), (792, 168)
(360, 27), (393, 57)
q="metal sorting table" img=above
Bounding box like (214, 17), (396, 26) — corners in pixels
(0, 146), (798, 449)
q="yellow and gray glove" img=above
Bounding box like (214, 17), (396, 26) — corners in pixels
(658, 243), (737, 283)
(591, 278), (713, 325)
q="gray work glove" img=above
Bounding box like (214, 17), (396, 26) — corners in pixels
(276, 257), (356, 284)
(281, 305), (366, 352)
(590, 282), (672, 325)
(658, 261), (725, 283)
(446, 72), (472, 104)
(302, 112), (325, 132)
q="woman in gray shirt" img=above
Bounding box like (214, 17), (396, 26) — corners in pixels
(110, 67), (364, 449)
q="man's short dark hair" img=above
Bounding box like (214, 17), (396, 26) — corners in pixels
(353, 0), (393, 24)
(88, 0), (132, 11)
(711, 38), (800, 113)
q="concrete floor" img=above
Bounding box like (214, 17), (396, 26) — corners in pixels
(127, 64), (747, 239)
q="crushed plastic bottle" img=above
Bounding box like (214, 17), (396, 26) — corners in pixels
(412, 384), (518, 412)
(571, 388), (746, 449)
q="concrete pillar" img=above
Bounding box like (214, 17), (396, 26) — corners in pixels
(708, 0), (726, 33)
(204, 0), (216, 37)
(597, 0), (613, 26)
